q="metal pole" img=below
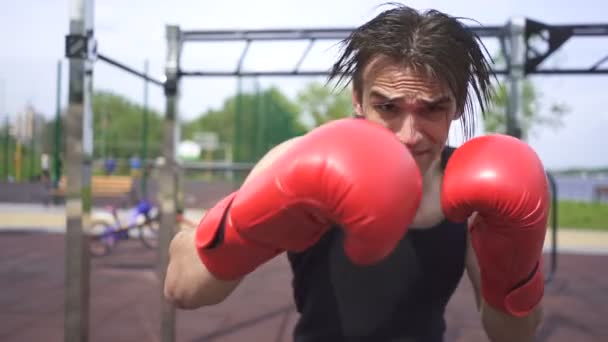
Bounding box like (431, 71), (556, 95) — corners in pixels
(3, 116), (8, 181)
(15, 140), (21, 182)
(234, 77), (243, 163)
(0, 80), (6, 181)
(159, 24), (181, 342)
(506, 17), (526, 139)
(54, 60), (63, 185)
(101, 111), (106, 159)
(141, 59), (149, 199)
(545, 171), (558, 283)
(254, 78), (265, 160)
(28, 114), (35, 181)
(64, 0), (94, 341)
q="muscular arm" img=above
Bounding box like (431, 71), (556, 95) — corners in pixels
(164, 228), (241, 309)
(164, 137), (302, 309)
(465, 215), (543, 342)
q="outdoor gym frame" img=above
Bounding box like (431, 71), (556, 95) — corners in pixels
(64, 0), (608, 341)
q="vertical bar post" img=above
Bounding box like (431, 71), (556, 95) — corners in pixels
(506, 17), (526, 139)
(545, 171), (559, 283)
(54, 60), (63, 185)
(142, 59), (150, 199)
(0, 80), (5, 181)
(159, 24), (182, 342)
(28, 111), (36, 181)
(3, 116), (8, 181)
(15, 140), (21, 182)
(64, 0), (95, 341)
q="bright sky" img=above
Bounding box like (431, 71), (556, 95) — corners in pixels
(1, 0), (607, 170)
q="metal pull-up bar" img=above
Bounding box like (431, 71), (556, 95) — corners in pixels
(175, 22), (608, 77)
(182, 28), (353, 41)
(97, 54), (164, 86)
(180, 26), (506, 41)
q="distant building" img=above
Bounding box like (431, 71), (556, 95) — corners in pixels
(10, 104), (47, 150)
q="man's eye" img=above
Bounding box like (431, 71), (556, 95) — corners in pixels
(424, 105), (449, 121)
(427, 104), (445, 112)
(374, 103), (398, 113)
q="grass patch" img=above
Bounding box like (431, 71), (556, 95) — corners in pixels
(552, 200), (608, 231)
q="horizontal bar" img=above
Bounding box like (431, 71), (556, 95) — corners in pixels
(180, 22), (608, 43)
(181, 161), (255, 172)
(179, 68), (608, 77)
(471, 26), (506, 37)
(563, 23), (608, 36)
(181, 26), (505, 42)
(180, 70), (333, 77)
(529, 68), (608, 75)
(98, 54), (164, 86)
(182, 28), (353, 42)
(181, 68), (508, 77)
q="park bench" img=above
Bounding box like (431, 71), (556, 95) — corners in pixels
(52, 175), (134, 198)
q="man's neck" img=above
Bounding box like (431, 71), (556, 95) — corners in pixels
(410, 156), (444, 229)
(422, 155), (443, 194)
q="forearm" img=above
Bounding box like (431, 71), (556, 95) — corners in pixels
(164, 228), (241, 309)
(480, 300), (543, 342)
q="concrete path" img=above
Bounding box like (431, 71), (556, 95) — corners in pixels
(1, 203), (607, 255)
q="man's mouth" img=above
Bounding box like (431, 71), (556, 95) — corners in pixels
(410, 149), (431, 157)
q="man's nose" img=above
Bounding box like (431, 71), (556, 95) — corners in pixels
(394, 114), (423, 147)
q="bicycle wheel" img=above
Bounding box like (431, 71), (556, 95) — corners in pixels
(138, 217), (160, 249)
(88, 220), (116, 257)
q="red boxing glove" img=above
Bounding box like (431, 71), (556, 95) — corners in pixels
(195, 118), (423, 280)
(441, 134), (549, 317)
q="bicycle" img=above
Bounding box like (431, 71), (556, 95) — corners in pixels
(87, 200), (198, 257)
(87, 200), (160, 257)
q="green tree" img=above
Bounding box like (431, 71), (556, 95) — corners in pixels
(91, 90), (164, 159)
(296, 82), (353, 127)
(484, 80), (569, 139)
(183, 85), (307, 163)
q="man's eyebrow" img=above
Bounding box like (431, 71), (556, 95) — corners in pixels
(370, 90), (452, 106)
(369, 90), (401, 101)
(421, 96), (452, 106)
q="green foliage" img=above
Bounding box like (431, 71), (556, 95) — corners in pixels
(296, 82), (353, 127)
(182, 84), (307, 163)
(0, 134), (41, 181)
(484, 80), (569, 139)
(92, 90), (164, 159)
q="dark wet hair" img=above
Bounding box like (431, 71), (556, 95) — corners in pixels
(329, 3), (495, 138)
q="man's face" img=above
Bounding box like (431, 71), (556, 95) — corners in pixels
(353, 56), (458, 174)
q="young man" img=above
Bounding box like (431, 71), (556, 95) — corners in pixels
(164, 5), (549, 341)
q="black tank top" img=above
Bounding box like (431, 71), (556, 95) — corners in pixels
(286, 146), (467, 342)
